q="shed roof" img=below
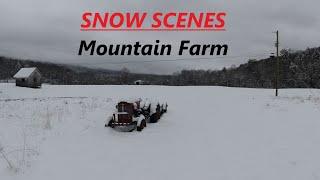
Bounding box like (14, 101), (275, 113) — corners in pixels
(134, 80), (144, 83)
(13, 67), (38, 78)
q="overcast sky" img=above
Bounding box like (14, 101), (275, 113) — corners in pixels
(0, 0), (319, 74)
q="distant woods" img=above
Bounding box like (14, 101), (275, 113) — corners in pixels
(1, 47), (320, 88)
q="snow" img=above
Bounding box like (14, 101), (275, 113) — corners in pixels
(13, 68), (37, 79)
(0, 83), (320, 180)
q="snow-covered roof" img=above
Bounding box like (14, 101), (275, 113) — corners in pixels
(13, 67), (38, 79)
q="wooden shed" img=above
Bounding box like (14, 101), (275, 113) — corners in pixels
(13, 67), (42, 88)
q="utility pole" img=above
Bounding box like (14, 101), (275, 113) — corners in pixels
(274, 30), (280, 96)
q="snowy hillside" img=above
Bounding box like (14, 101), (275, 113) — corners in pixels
(1, 83), (320, 180)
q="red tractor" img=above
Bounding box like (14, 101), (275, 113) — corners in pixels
(105, 99), (168, 132)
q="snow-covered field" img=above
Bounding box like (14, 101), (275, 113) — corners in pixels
(1, 83), (320, 180)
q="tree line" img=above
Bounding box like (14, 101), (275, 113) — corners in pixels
(1, 46), (319, 88)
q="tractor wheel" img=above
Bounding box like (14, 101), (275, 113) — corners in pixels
(150, 114), (158, 123)
(108, 120), (115, 128)
(142, 120), (147, 127)
(137, 126), (142, 131)
(137, 120), (146, 132)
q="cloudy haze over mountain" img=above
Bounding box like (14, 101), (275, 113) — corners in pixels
(0, 0), (319, 74)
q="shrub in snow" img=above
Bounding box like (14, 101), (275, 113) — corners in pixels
(44, 118), (52, 130)
(44, 107), (52, 130)
(0, 143), (16, 172)
(0, 143), (3, 152)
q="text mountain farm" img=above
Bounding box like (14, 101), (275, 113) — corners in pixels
(78, 40), (228, 56)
